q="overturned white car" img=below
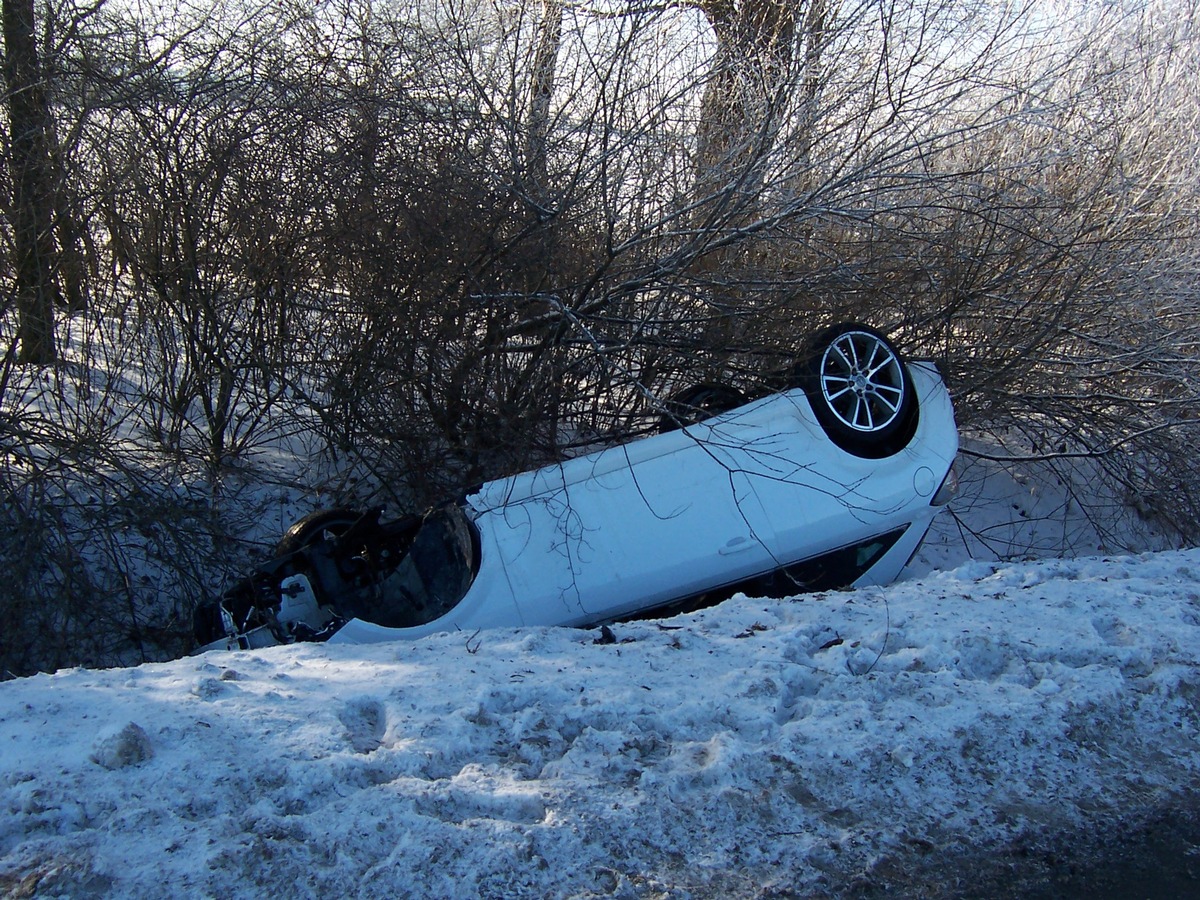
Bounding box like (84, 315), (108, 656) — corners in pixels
(194, 324), (958, 651)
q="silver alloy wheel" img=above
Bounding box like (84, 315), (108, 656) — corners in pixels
(818, 329), (907, 433)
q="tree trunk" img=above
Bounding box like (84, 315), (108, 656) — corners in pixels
(4, 0), (60, 363)
(790, 0), (826, 194)
(693, 0), (797, 224)
(526, 0), (563, 209)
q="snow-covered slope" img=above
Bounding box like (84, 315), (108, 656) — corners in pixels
(3, 546), (1199, 898)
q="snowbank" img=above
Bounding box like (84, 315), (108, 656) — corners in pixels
(3, 550), (1199, 897)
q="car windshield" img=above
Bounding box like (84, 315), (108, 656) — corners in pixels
(336, 505), (479, 629)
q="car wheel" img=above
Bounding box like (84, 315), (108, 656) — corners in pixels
(275, 508), (361, 556)
(799, 323), (917, 457)
(657, 382), (748, 433)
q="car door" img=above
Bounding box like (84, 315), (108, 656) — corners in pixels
(472, 421), (784, 627)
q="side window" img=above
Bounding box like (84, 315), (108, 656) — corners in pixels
(623, 527), (909, 623)
(772, 528), (906, 594)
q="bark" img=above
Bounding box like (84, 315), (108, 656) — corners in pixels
(792, 0), (826, 190)
(3, 0), (59, 363)
(693, 0), (797, 221)
(526, 0), (563, 209)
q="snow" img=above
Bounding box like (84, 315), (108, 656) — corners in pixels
(3, 539), (1199, 896)
(2, 317), (1196, 894)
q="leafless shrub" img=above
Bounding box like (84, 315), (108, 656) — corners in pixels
(0, 321), (229, 676)
(1, 0), (1197, 671)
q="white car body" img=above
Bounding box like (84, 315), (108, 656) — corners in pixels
(327, 360), (957, 645)
(194, 323), (958, 653)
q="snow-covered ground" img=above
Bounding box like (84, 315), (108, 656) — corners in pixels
(2, 447), (1198, 898)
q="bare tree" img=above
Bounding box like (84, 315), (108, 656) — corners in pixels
(525, 0), (562, 204)
(3, 0), (59, 362)
(692, 0), (796, 225)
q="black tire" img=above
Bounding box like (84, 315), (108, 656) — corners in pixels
(798, 323), (917, 457)
(275, 508), (362, 556)
(657, 382), (748, 433)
